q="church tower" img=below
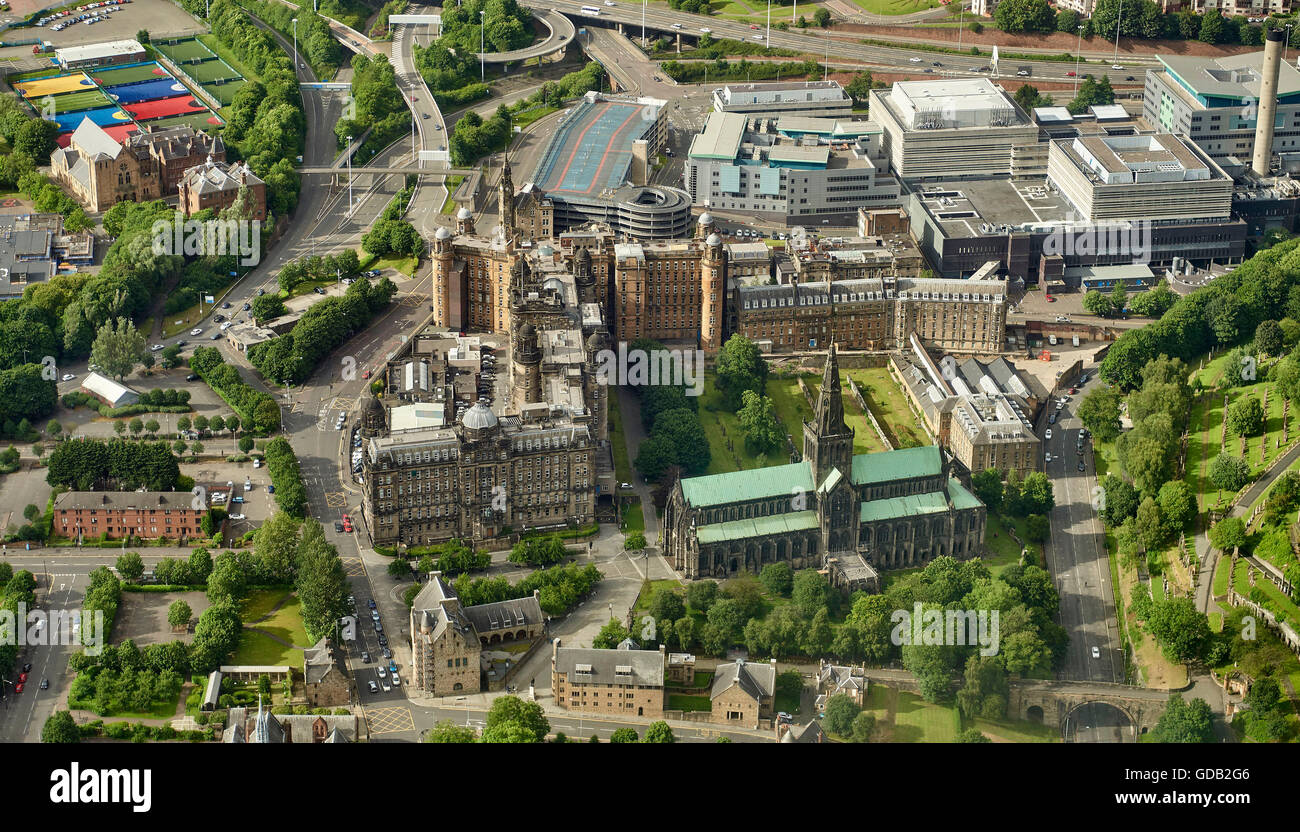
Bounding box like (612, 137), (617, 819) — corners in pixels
(802, 343), (854, 485)
(499, 153), (516, 243)
(700, 232), (726, 353)
(432, 225), (455, 330)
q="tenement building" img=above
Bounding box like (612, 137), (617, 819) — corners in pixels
(550, 639), (666, 718)
(663, 346), (986, 582)
(409, 572), (546, 696)
(53, 491), (207, 541)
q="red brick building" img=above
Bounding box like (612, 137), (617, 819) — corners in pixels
(53, 491), (206, 541)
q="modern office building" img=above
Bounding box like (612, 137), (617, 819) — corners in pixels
(711, 80), (854, 119)
(682, 110), (900, 221)
(1142, 50), (1300, 172)
(869, 79), (1041, 181)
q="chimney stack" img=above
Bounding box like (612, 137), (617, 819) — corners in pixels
(1253, 28), (1286, 178)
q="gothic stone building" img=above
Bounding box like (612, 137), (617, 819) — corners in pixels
(663, 345), (986, 582)
(409, 572), (546, 696)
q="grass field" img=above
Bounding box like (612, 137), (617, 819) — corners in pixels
(969, 715), (1060, 742)
(1212, 555), (1232, 597)
(851, 0), (943, 12)
(631, 579), (682, 617)
(48, 89), (112, 113)
(240, 589), (292, 624)
(860, 684), (961, 743)
(668, 694), (711, 711)
(806, 375), (890, 455)
(767, 373), (814, 441)
(846, 367), (930, 448)
(440, 175), (465, 214)
(204, 79), (248, 107)
(146, 112), (224, 132)
(157, 38), (219, 63)
(231, 629), (301, 666)
(621, 498), (645, 536)
(608, 393), (633, 484)
(197, 34), (262, 84)
(188, 59), (241, 84)
(698, 371), (780, 475)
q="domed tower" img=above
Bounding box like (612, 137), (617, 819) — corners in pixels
(456, 206), (476, 236)
(573, 246), (596, 305)
(432, 226), (454, 330)
(696, 211), (715, 241)
(459, 399), (500, 443)
(513, 322), (542, 409)
(584, 329), (609, 441)
(361, 391), (386, 437)
(700, 232), (727, 353)
(499, 153), (516, 244)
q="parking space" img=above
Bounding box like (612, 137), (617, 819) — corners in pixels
(112, 589), (209, 647)
(0, 466), (52, 535)
(0, 0), (204, 57)
(180, 459), (273, 535)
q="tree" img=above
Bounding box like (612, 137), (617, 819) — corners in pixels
(129, 417), (143, 437)
(1012, 83), (1051, 111)
(1079, 385), (1123, 443)
(843, 70), (874, 104)
(850, 710), (877, 743)
(737, 390), (784, 454)
(1208, 452), (1250, 493)
(759, 562), (794, 597)
(15, 118), (58, 163)
(177, 416), (191, 432)
(791, 569), (831, 618)
(41, 710), (80, 743)
(823, 693), (861, 736)
(1017, 472), (1055, 515)
(1145, 597), (1211, 663)
(484, 695), (549, 743)
(46, 419), (61, 438)
(994, 0), (1055, 33)
(648, 587), (685, 627)
(958, 728), (992, 743)
(167, 599), (192, 630)
(716, 334), (768, 410)
(687, 579), (719, 613)
(971, 468), (1004, 513)
(115, 551), (145, 583)
(90, 317), (146, 381)
(1227, 396), (1264, 437)
(1156, 480), (1197, 530)
(1150, 694), (1215, 742)
(1083, 289), (1114, 318)
(1134, 497), (1166, 552)
(642, 721), (676, 743)
(956, 655), (1010, 720)
(1025, 513), (1050, 543)
(609, 727), (639, 743)
(1209, 516), (1246, 553)
(136, 29), (150, 43)
(1255, 319), (1284, 356)
(592, 618), (632, 649)
(425, 720), (478, 742)
(813, 7), (830, 26)
(239, 437), (255, 453)
(144, 418), (160, 437)
(388, 557), (412, 579)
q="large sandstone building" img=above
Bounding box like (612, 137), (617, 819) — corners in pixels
(663, 346), (986, 583)
(50, 118), (223, 213)
(550, 639), (666, 718)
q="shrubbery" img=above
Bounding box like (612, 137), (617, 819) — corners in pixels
(189, 347), (281, 433)
(264, 437), (307, 517)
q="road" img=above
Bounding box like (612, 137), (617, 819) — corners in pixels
(533, 0), (1157, 84)
(1041, 371), (1124, 688)
(0, 568), (86, 742)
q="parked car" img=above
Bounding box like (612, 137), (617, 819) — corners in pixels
(150, 343), (164, 351)
(368, 680), (378, 694)
(314, 286), (326, 295)
(60, 373), (76, 382)
(40, 679), (49, 690)
(335, 521), (344, 532)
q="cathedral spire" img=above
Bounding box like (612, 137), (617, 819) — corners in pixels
(816, 341), (847, 435)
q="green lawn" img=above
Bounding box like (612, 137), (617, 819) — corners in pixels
(806, 376), (889, 455)
(1212, 555), (1232, 598)
(666, 670), (714, 689)
(1209, 611), (1224, 633)
(775, 688), (801, 715)
(366, 253), (420, 277)
(1188, 378), (1293, 512)
(240, 588), (292, 624)
(197, 33), (262, 83)
(256, 594), (311, 648)
(632, 579), (683, 617)
(231, 629), (302, 666)
(845, 368), (930, 448)
(513, 103), (558, 128)
(861, 685), (961, 742)
(608, 392), (633, 484)
(983, 514), (1030, 577)
(621, 498), (646, 535)
(69, 693), (181, 721)
(698, 371), (783, 475)
(767, 373), (814, 441)
(668, 694), (712, 711)
(969, 715), (1061, 742)
(851, 0), (943, 12)
(441, 175), (465, 214)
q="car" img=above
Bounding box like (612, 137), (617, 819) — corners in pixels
(382, 647), (393, 659)
(335, 521), (344, 532)
(672, 22), (682, 28)
(210, 333), (221, 340)
(1016, 69), (1029, 76)
(176, 339), (188, 347)
(932, 61), (941, 66)
(422, 112), (429, 119)
(40, 679), (49, 690)
(1045, 429), (1052, 440)
(377, 666), (386, 679)
(365, 270), (381, 277)
(222, 301), (231, 309)
(22, 664), (31, 674)
(213, 314), (225, 323)
(257, 288), (266, 296)
(268, 484), (275, 494)
(314, 286), (327, 295)
(19, 672), (27, 683)
(374, 620), (383, 633)
(1055, 401), (1064, 411)
(243, 302), (251, 311)
(752, 33), (764, 40)
(150, 343), (164, 351)
(909, 56), (922, 63)
(60, 373), (76, 382)
(1111, 64), (1123, 70)
(1066, 71), (1076, 77)
(1125, 75), (1135, 81)
(1077, 446), (1084, 456)
(362, 368), (371, 379)
(1046, 294), (1056, 302)
(14, 683), (22, 694)
(391, 672), (401, 686)
(220, 321), (233, 331)
(377, 634), (388, 646)
(750, 23), (759, 28)
(1091, 646), (1100, 659)
(229, 513), (246, 520)
(1079, 374), (1089, 385)
(653, 75), (661, 82)
(381, 678), (391, 692)
(700, 26), (710, 32)
(252, 458), (261, 468)
(368, 680), (379, 693)
(1045, 452), (1052, 463)
(924, 68), (933, 73)
(231, 495), (244, 504)
(1048, 413), (1057, 425)
(371, 607), (380, 620)
(1077, 461), (1086, 473)
(1068, 387), (1077, 394)
(1060, 395), (1072, 402)
(368, 599), (377, 609)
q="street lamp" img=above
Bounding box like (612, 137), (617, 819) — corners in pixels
(346, 134), (353, 213)
(766, 0), (771, 50)
(480, 10), (486, 83)
(792, 0), (797, 25)
(1287, 24), (1295, 63)
(642, 0), (646, 48)
(1074, 24), (1084, 95)
(1111, 0), (1122, 68)
(292, 18), (298, 72)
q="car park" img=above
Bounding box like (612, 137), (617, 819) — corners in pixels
(368, 680), (378, 694)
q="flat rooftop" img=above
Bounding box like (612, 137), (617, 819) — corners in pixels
(1158, 52), (1300, 104)
(912, 177), (1073, 239)
(532, 94), (663, 197)
(887, 78), (1025, 130)
(689, 111), (747, 160)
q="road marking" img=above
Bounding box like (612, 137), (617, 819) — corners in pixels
(366, 706), (416, 734)
(342, 556), (365, 577)
(325, 492), (347, 508)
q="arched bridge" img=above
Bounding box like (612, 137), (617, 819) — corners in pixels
(1009, 680), (1173, 738)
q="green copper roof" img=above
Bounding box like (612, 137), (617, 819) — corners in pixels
(946, 477), (982, 511)
(696, 510), (820, 544)
(850, 445), (942, 486)
(859, 489), (949, 524)
(681, 461), (814, 508)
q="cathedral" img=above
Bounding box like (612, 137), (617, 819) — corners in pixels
(663, 345), (987, 588)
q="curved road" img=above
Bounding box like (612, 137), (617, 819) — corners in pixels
(479, 8), (576, 63)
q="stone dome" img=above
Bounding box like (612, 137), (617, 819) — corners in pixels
(461, 401), (499, 431)
(457, 207), (473, 220)
(706, 232), (722, 247)
(586, 330), (605, 351)
(434, 226), (452, 240)
(698, 212), (714, 225)
(519, 322), (537, 338)
(575, 246), (592, 263)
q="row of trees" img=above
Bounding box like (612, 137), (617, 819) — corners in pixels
(248, 275), (396, 384)
(997, 0), (1275, 45)
(449, 562), (602, 616)
(507, 534), (571, 568)
(336, 53), (409, 159)
(46, 438), (181, 492)
(264, 437), (307, 518)
(188, 347), (282, 434)
(0, 564), (37, 677)
(276, 249), (362, 296)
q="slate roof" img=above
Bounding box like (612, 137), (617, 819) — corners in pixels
(54, 490), (196, 512)
(711, 659), (776, 702)
(70, 118), (123, 161)
(781, 720), (826, 743)
(554, 644), (665, 687)
(463, 594), (544, 634)
(179, 158), (264, 195)
(680, 461), (815, 508)
(303, 637), (342, 686)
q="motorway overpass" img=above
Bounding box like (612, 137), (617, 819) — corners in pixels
(480, 8), (576, 63)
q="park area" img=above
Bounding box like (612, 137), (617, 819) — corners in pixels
(857, 684), (1058, 743)
(231, 588), (312, 666)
